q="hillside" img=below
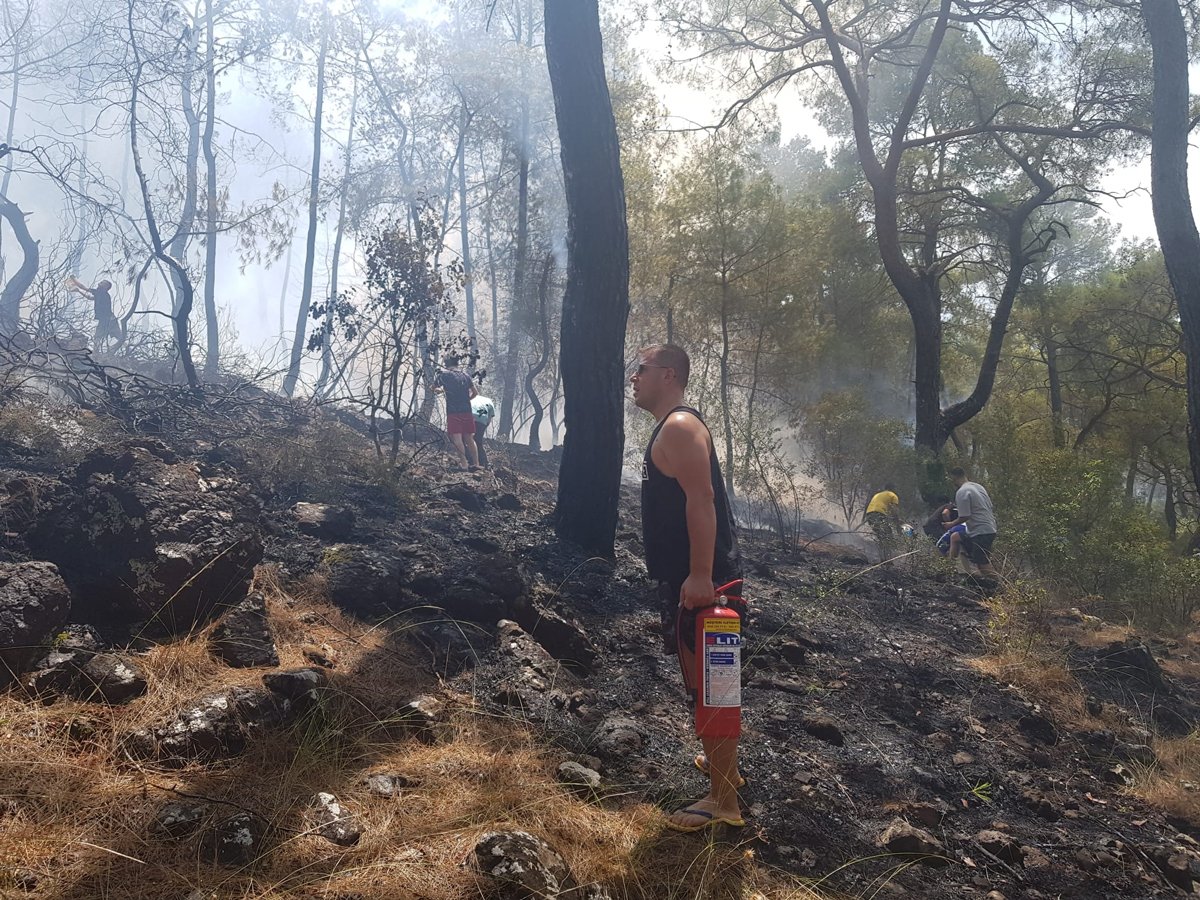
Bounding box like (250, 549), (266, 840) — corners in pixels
(3, 388), (1200, 899)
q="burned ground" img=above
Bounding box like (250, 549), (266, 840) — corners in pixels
(2, 397), (1200, 899)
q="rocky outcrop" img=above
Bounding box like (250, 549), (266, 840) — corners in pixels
(473, 830), (576, 898)
(24, 441), (262, 632)
(210, 592), (278, 668)
(322, 545), (404, 616)
(125, 686), (294, 763)
(0, 561), (70, 686)
(290, 502), (355, 541)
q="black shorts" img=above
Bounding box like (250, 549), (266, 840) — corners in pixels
(964, 532), (996, 566)
(656, 580), (748, 655)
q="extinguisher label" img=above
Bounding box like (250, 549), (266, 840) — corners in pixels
(703, 630), (741, 708)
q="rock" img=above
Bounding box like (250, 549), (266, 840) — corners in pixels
(23, 649), (87, 697)
(396, 695), (445, 733)
(25, 441), (262, 632)
(778, 640), (808, 666)
(73, 653), (147, 704)
(953, 752), (975, 766)
(308, 792), (362, 846)
(131, 686), (294, 762)
(210, 592), (278, 668)
(1018, 789), (1060, 822)
(0, 561), (71, 686)
(906, 801), (947, 828)
(1152, 847), (1199, 891)
(461, 535), (502, 554)
(322, 546), (403, 616)
(444, 483), (486, 512)
(409, 620), (481, 674)
(800, 716), (845, 746)
(1017, 713), (1058, 746)
(976, 829), (1024, 864)
(262, 667), (326, 702)
(56, 623), (104, 654)
(364, 772), (418, 798)
(302, 643), (338, 668)
(517, 604), (597, 671)
(152, 802), (206, 839)
(557, 761), (601, 796)
(290, 502), (355, 541)
(591, 715), (645, 758)
(1103, 764), (1134, 787)
(1113, 741), (1157, 766)
(1094, 640), (1167, 691)
(473, 830), (577, 898)
(495, 493), (523, 511)
(201, 812), (267, 867)
(878, 818), (947, 866)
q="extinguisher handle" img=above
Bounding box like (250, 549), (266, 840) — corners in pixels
(714, 578), (743, 601)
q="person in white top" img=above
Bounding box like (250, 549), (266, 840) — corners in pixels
(944, 466), (998, 576)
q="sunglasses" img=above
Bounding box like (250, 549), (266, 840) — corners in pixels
(633, 363), (671, 376)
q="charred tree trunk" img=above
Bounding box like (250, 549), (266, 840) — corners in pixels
(1141, 0), (1200, 543)
(1046, 337), (1065, 449)
(0, 197), (37, 333)
(718, 273), (735, 496)
(545, 0), (630, 555)
(128, 23), (199, 390)
(498, 97), (530, 441)
(457, 100), (476, 346)
(282, 9), (329, 398)
(526, 252), (553, 450)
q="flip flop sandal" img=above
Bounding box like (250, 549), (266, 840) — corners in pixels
(666, 806), (747, 833)
(694, 754), (748, 788)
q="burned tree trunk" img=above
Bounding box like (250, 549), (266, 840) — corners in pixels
(545, 0), (630, 556)
(525, 252), (553, 450)
(0, 197), (37, 333)
(1141, 0), (1200, 535)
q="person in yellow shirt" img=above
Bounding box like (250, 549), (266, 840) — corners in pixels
(865, 484), (902, 560)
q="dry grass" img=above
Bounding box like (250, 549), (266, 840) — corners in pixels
(969, 649), (1094, 731)
(1127, 732), (1200, 824)
(0, 568), (834, 900)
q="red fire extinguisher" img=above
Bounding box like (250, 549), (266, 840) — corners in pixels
(693, 579), (744, 739)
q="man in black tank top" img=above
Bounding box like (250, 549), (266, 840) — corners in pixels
(632, 343), (745, 832)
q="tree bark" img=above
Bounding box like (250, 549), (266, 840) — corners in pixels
(545, 0), (630, 555)
(0, 197), (37, 333)
(167, 22), (201, 317)
(282, 9), (329, 398)
(526, 252), (553, 450)
(1046, 337), (1065, 449)
(201, 0), (219, 378)
(498, 95), (530, 441)
(315, 72), (359, 399)
(457, 100), (476, 346)
(1141, 0), (1200, 531)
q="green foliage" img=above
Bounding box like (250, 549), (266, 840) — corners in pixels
(803, 388), (914, 528)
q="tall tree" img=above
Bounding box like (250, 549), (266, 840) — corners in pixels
(1140, 0), (1200, 518)
(545, 0), (630, 555)
(283, 7), (330, 398)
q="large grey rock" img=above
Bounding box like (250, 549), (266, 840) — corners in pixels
(591, 716), (645, 758)
(262, 667), (326, 704)
(24, 441), (262, 632)
(474, 830), (577, 898)
(0, 561), (71, 686)
(308, 792), (362, 846)
(322, 545), (403, 615)
(73, 653), (147, 704)
(291, 502), (355, 541)
(127, 686), (293, 762)
(210, 592), (278, 668)
(201, 812), (267, 867)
